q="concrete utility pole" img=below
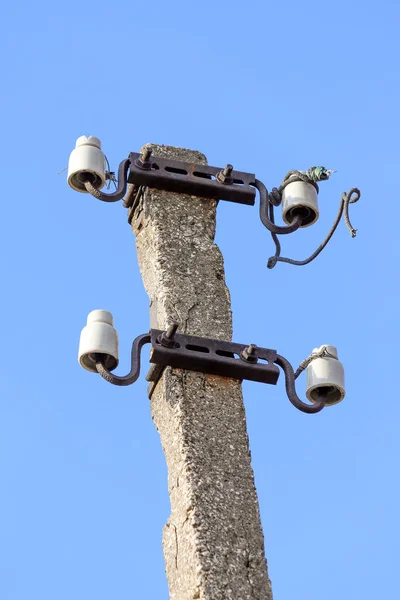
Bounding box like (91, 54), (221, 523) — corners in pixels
(131, 144), (273, 600)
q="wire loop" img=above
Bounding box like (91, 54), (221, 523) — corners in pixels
(267, 187), (361, 268)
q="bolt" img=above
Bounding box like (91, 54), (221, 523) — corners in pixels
(159, 322), (179, 348)
(240, 344), (258, 363)
(217, 164), (234, 185)
(140, 147), (153, 164)
(165, 323), (179, 339)
(222, 164), (233, 177)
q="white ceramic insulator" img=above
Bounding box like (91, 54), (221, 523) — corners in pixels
(306, 345), (345, 406)
(68, 135), (106, 193)
(79, 309), (119, 373)
(282, 180), (319, 228)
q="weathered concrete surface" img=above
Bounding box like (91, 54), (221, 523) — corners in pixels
(132, 144), (272, 600)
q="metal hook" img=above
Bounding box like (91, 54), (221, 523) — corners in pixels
(254, 178), (302, 235)
(95, 333), (151, 386)
(274, 354), (327, 414)
(84, 157), (131, 203)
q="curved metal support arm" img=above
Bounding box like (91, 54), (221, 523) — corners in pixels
(84, 158), (131, 203)
(95, 333), (151, 386)
(254, 178), (302, 235)
(267, 188), (361, 269)
(274, 354), (326, 414)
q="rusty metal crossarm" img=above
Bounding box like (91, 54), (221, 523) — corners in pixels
(93, 326), (328, 414)
(127, 152), (256, 206)
(146, 329), (279, 386)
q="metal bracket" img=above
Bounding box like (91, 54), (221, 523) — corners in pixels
(146, 330), (279, 399)
(93, 326), (328, 414)
(127, 153), (256, 206)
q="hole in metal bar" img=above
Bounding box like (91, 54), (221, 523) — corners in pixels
(193, 171), (214, 180)
(151, 163), (159, 170)
(215, 349), (238, 359)
(155, 339), (181, 348)
(186, 344), (210, 353)
(233, 178), (244, 185)
(165, 166), (188, 175)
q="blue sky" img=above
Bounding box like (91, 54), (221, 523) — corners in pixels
(1, 1), (399, 598)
